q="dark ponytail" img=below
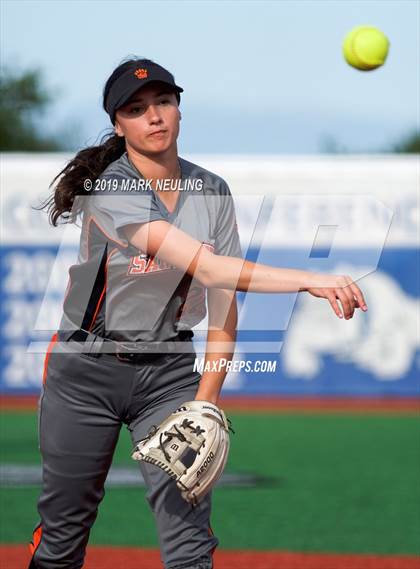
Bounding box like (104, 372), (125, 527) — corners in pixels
(40, 133), (126, 226)
(37, 56), (152, 226)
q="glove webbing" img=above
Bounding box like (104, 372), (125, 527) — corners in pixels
(160, 419), (206, 461)
(140, 419), (206, 478)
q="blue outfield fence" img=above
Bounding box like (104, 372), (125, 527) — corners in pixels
(1, 154), (419, 396)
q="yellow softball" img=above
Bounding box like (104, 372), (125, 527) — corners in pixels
(343, 25), (390, 71)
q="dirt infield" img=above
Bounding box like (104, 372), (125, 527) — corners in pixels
(3, 545), (420, 569)
(2, 395), (419, 414)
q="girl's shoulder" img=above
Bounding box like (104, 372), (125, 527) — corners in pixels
(98, 152), (137, 182)
(179, 157), (231, 196)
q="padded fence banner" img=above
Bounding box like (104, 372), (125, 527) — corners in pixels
(1, 154), (419, 395)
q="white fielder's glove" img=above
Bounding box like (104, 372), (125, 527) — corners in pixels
(132, 400), (233, 506)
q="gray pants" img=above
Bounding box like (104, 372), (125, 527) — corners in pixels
(29, 338), (218, 569)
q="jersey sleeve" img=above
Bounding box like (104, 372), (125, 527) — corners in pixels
(91, 184), (166, 241)
(214, 182), (243, 258)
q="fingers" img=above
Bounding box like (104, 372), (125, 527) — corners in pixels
(326, 291), (344, 318)
(347, 279), (368, 311)
(307, 273), (368, 319)
(343, 277), (358, 317)
(335, 287), (354, 319)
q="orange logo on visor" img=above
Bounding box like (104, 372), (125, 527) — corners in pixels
(134, 68), (148, 79)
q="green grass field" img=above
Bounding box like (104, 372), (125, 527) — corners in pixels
(1, 410), (419, 555)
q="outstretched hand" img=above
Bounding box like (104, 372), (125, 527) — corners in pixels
(303, 273), (368, 319)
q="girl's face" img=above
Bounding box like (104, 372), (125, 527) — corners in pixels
(114, 82), (180, 156)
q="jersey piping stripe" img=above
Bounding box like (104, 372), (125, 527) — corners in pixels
(80, 215), (129, 331)
(86, 214), (129, 251)
(88, 247), (118, 331)
(62, 214), (127, 316)
(42, 332), (58, 385)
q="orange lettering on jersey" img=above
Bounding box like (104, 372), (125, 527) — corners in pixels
(128, 255), (148, 274)
(127, 253), (176, 275)
(127, 243), (214, 276)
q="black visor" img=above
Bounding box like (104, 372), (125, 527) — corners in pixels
(104, 61), (183, 124)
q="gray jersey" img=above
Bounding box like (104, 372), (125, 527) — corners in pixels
(60, 152), (242, 342)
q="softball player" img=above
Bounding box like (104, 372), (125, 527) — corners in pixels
(28, 58), (367, 569)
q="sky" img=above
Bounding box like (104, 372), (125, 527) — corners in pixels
(1, 0), (419, 154)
